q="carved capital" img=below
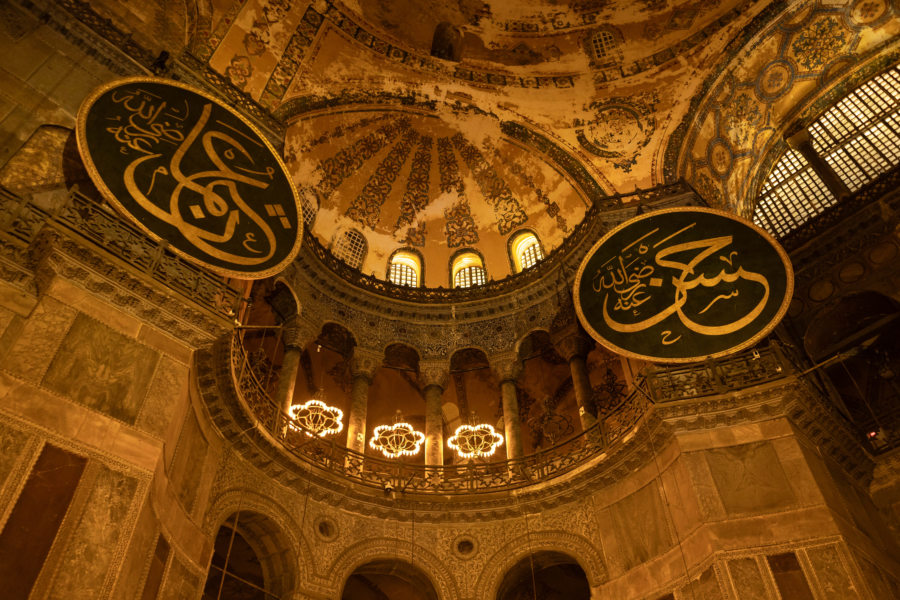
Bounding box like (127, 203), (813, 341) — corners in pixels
(282, 316), (318, 350)
(550, 324), (594, 362)
(419, 359), (450, 390)
(349, 346), (382, 380)
(491, 351), (523, 383)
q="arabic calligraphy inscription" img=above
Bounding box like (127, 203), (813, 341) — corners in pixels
(77, 77), (302, 278)
(574, 208), (793, 362)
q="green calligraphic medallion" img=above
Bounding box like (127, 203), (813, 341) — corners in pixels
(76, 77), (302, 279)
(573, 207), (793, 363)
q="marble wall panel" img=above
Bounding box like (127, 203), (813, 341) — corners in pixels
(136, 355), (188, 439)
(0, 305), (16, 339)
(158, 554), (202, 600)
(766, 552), (814, 600)
(46, 462), (139, 599)
(726, 557), (770, 600)
(0, 444), (86, 600)
(170, 411), (208, 515)
(0, 420), (32, 496)
(805, 544), (859, 599)
(855, 554), (900, 599)
(608, 481), (673, 573)
(42, 313), (159, 425)
(704, 441), (796, 515)
(678, 566), (724, 600)
(0, 296), (76, 383)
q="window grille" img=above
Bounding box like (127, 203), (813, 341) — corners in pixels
(809, 67), (900, 192)
(332, 230), (367, 269)
(454, 265), (486, 288)
(754, 67), (900, 237)
(591, 30), (618, 62)
(753, 150), (835, 237)
(389, 261), (417, 287)
(299, 190), (318, 228)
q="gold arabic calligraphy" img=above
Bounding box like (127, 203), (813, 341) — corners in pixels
(106, 87), (280, 266)
(592, 225), (770, 345)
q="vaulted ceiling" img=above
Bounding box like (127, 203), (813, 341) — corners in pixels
(81, 0), (900, 280)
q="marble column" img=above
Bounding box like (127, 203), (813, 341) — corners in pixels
(274, 317), (317, 420)
(552, 325), (598, 431)
(346, 347), (381, 454)
(786, 129), (850, 199)
(420, 360), (449, 467)
(492, 352), (524, 460)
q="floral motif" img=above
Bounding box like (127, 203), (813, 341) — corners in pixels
(317, 118), (409, 199)
(395, 137), (433, 231)
(723, 92), (762, 148)
(444, 200), (479, 248)
(346, 129), (418, 228)
(225, 56), (252, 89)
(790, 16), (849, 71)
(452, 134), (527, 235)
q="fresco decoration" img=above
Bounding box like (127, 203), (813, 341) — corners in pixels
(259, 6), (324, 106)
(403, 221), (427, 248)
(345, 128), (419, 229)
(576, 93), (658, 173)
(501, 121), (606, 205)
(317, 117), (409, 199)
(484, 142), (569, 233)
(667, 1), (897, 214)
(395, 136), (434, 232)
(300, 114), (393, 155)
(451, 133), (528, 236)
(573, 208), (793, 362)
(76, 77), (303, 279)
(444, 200), (480, 248)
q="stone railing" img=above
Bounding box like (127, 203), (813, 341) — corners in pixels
(642, 344), (792, 403)
(229, 330), (793, 494)
(301, 181), (698, 303)
(0, 185), (241, 320)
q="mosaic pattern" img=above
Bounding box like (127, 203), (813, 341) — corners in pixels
(576, 93), (658, 172)
(317, 118), (408, 199)
(789, 15), (850, 71)
(346, 128), (419, 228)
(667, 1), (887, 214)
(451, 133), (528, 235)
(259, 6), (324, 107)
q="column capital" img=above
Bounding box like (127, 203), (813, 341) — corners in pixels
(550, 324), (594, 362)
(785, 128), (811, 150)
(349, 346), (382, 380)
(491, 351), (523, 383)
(419, 358), (450, 390)
(282, 316), (318, 350)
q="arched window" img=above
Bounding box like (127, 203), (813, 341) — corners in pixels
(388, 249), (422, 287)
(332, 229), (367, 269)
(202, 511), (296, 599)
(754, 66), (900, 237)
(588, 28), (622, 65)
(451, 251), (486, 288)
(509, 230), (544, 272)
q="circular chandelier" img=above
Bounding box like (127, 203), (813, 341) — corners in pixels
(448, 424), (504, 459)
(369, 417), (425, 458)
(288, 391), (343, 437)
